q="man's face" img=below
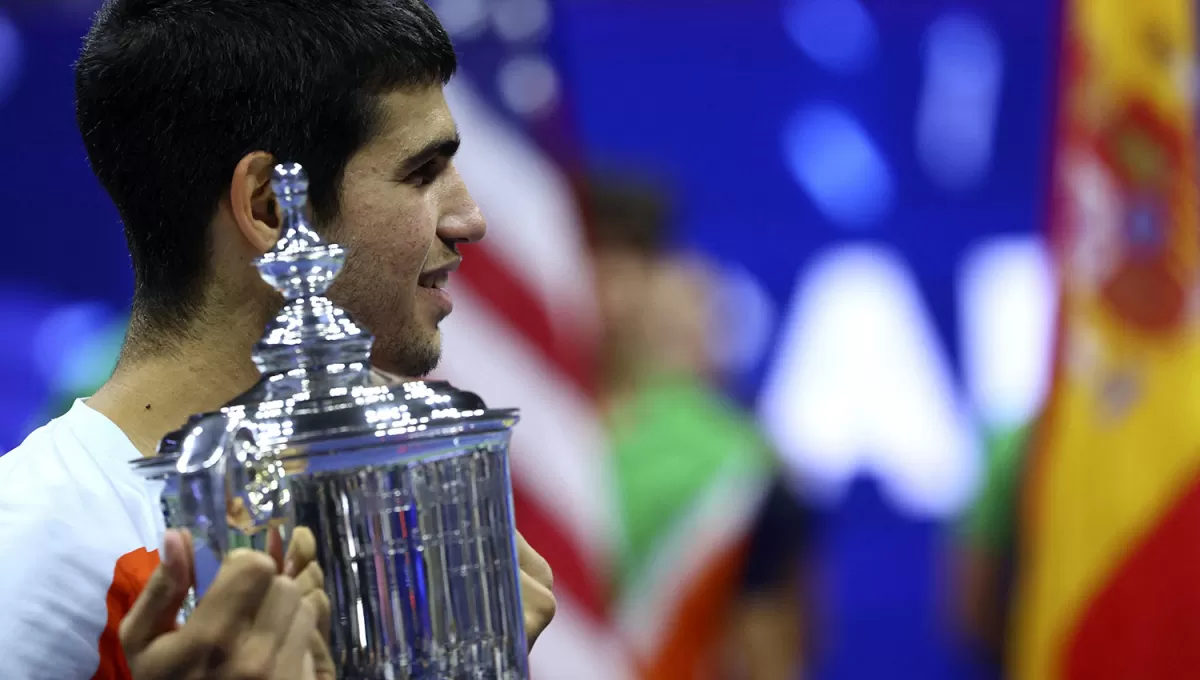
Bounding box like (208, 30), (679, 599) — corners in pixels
(643, 256), (714, 377)
(594, 244), (654, 352)
(326, 86), (485, 377)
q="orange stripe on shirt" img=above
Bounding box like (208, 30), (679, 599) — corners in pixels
(92, 548), (159, 680)
(642, 539), (748, 680)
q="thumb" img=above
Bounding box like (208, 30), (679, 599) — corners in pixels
(119, 529), (194, 658)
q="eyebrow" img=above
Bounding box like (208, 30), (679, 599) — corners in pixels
(395, 133), (461, 177)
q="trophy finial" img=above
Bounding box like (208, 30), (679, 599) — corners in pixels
(251, 163), (373, 383)
(257, 163), (339, 299)
(272, 162), (309, 203)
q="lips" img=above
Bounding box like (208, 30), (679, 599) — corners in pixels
(418, 271), (449, 290)
(418, 259), (460, 290)
(417, 259), (460, 316)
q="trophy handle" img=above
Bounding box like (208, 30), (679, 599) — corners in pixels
(176, 413), (291, 597)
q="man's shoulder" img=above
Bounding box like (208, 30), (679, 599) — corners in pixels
(0, 414), (156, 680)
(1, 408), (114, 513)
(0, 404), (155, 553)
(2, 414), (81, 508)
(0, 407), (159, 680)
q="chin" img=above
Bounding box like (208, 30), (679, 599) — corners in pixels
(372, 328), (442, 379)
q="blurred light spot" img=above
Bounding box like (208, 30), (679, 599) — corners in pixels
(710, 263), (776, 377)
(498, 55), (559, 117)
(784, 104), (894, 228)
(783, 0), (877, 74)
(33, 302), (121, 394)
(758, 245), (980, 517)
(0, 12), (24, 105)
(959, 235), (1057, 428)
(431, 0), (488, 39)
(491, 0), (551, 43)
(915, 12), (1004, 191)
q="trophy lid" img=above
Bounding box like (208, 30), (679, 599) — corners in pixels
(135, 163), (516, 474)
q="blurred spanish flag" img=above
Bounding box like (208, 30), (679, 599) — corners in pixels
(1011, 0), (1200, 678)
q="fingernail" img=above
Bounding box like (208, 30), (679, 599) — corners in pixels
(285, 559), (296, 577)
(158, 530), (174, 567)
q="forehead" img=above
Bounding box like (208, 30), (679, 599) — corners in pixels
(362, 86), (457, 158)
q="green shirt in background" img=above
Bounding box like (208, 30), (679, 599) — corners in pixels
(606, 372), (773, 586)
(961, 423), (1031, 555)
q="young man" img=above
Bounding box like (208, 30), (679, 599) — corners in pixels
(0, 1), (555, 678)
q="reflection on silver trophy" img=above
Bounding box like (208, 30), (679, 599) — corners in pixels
(131, 163), (530, 679)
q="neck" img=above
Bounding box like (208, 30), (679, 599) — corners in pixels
(89, 309), (267, 457)
(599, 340), (646, 410)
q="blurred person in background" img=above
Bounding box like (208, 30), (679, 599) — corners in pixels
(954, 427), (1029, 678)
(588, 175), (813, 680)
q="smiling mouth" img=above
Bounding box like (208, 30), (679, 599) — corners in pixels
(417, 259), (460, 295)
(418, 271), (449, 290)
(417, 266), (455, 316)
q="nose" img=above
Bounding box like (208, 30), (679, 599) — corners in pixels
(437, 166), (487, 245)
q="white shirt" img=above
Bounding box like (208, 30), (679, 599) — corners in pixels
(0, 400), (164, 680)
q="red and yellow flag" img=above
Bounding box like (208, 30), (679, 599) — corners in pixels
(1012, 1), (1200, 678)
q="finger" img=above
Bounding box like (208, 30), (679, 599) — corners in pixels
(305, 587), (332, 643)
(302, 651), (318, 680)
(120, 529), (193, 657)
(521, 570), (556, 650)
(251, 576), (304, 636)
(293, 559), (329, 647)
(285, 526), (318, 578)
(130, 629), (219, 680)
(186, 549), (277, 643)
(292, 560), (324, 596)
(179, 529), (196, 585)
(302, 587), (335, 680)
(274, 598), (318, 679)
(516, 533), (553, 589)
(132, 546), (278, 680)
(309, 628), (337, 680)
(267, 526), (285, 574)
(225, 576), (304, 679)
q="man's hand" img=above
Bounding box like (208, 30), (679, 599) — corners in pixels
(121, 529), (323, 680)
(518, 532), (556, 651)
(277, 527), (334, 680)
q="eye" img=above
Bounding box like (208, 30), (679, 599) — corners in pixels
(405, 158), (449, 188)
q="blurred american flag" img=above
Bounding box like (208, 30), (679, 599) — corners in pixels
(428, 1), (637, 677)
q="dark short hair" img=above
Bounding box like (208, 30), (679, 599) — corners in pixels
(584, 172), (674, 255)
(76, 0), (456, 330)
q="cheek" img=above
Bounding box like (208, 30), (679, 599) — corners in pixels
(338, 200), (432, 280)
(327, 246), (417, 344)
(323, 197), (438, 333)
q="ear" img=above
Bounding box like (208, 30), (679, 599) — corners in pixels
(229, 152), (283, 254)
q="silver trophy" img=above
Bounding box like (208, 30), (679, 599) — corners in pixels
(131, 163), (530, 679)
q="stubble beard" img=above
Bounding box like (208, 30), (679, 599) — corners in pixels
(372, 319), (442, 379)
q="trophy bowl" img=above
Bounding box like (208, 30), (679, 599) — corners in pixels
(130, 163), (530, 679)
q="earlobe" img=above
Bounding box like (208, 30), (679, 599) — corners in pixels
(229, 151), (280, 254)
